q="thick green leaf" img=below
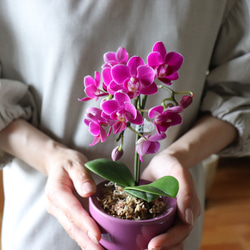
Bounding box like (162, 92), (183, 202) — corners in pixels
(148, 176), (179, 197)
(124, 189), (159, 202)
(124, 176), (179, 202)
(85, 158), (135, 187)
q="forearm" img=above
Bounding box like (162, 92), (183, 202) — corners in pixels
(0, 119), (61, 175)
(165, 114), (238, 169)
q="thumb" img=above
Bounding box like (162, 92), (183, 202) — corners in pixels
(64, 156), (96, 198)
(176, 168), (201, 226)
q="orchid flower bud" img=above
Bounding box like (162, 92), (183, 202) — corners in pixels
(111, 146), (124, 161)
(180, 95), (193, 109)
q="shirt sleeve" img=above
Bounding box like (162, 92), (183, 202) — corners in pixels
(0, 76), (37, 167)
(201, 0), (250, 157)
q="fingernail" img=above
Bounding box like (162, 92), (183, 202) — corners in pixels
(88, 231), (99, 244)
(185, 208), (194, 225)
(82, 182), (95, 195)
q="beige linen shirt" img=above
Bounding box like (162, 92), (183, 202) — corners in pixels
(0, 1), (250, 249)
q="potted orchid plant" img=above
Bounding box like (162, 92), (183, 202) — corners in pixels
(79, 41), (193, 249)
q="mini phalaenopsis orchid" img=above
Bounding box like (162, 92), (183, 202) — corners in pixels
(79, 41), (193, 202)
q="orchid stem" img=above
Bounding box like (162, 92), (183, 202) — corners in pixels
(128, 126), (147, 140)
(132, 95), (148, 185)
(134, 133), (141, 186)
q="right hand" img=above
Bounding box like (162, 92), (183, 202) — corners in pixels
(0, 119), (103, 249)
(44, 145), (104, 250)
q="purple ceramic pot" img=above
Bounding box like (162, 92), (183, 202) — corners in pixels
(89, 180), (177, 250)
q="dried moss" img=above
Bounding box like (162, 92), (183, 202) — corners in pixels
(97, 182), (166, 220)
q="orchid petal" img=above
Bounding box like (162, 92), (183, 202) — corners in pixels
(89, 137), (101, 146)
(85, 109), (104, 124)
(102, 67), (112, 85)
(116, 47), (129, 64)
(165, 71), (179, 81)
(148, 133), (167, 142)
(152, 41), (166, 62)
(168, 106), (183, 113)
(136, 139), (151, 157)
(112, 65), (131, 84)
(103, 52), (116, 63)
(158, 78), (173, 85)
(89, 122), (101, 136)
(127, 110), (143, 125)
(107, 126), (113, 136)
(148, 106), (164, 118)
(108, 81), (124, 95)
(158, 71), (180, 84)
(146, 141), (160, 154)
(109, 80), (124, 94)
(94, 71), (100, 84)
(84, 75), (96, 87)
(139, 82), (158, 96)
(99, 126), (107, 142)
(153, 111), (183, 134)
(124, 102), (137, 119)
(113, 121), (127, 134)
(102, 100), (119, 115)
(137, 65), (155, 86)
(87, 107), (102, 115)
(165, 52), (184, 71)
(147, 52), (161, 68)
(85, 85), (99, 98)
(136, 133), (164, 162)
(127, 56), (145, 76)
(78, 96), (91, 102)
(114, 92), (130, 105)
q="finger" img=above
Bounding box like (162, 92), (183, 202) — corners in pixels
(47, 200), (103, 250)
(147, 218), (191, 250)
(45, 172), (101, 243)
(148, 242), (185, 250)
(174, 167), (201, 226)
(63, 157), (96, 198)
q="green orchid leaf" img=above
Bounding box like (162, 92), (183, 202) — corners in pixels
(85, 158), (135, 187)
(124, 189), (159, 202)
(124, 176), (179, 202)
(148, 176), (179, 198)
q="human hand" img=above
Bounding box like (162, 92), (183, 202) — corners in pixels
(44, 145), (104, 250)
(141, 151), (201, 250)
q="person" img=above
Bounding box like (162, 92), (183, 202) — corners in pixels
(0, 1), (250, 249)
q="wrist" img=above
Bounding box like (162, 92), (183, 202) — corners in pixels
(164, 142), (195, 170)
(42, 140), (67, 176)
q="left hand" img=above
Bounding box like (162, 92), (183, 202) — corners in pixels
(141, 151), (201, 250)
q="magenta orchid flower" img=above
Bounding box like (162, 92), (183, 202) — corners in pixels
(148, 41), (184, 85)
(84, 107), (111, 146)
(101, 91), (143, 134)
(136, 133), (167, 162)
(148, 105), (183, 134)
(102, 67), (126, 95)
(111, 56), (158, 98)
(79, 71), (108, 101)
(102, 47), (129, 68)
